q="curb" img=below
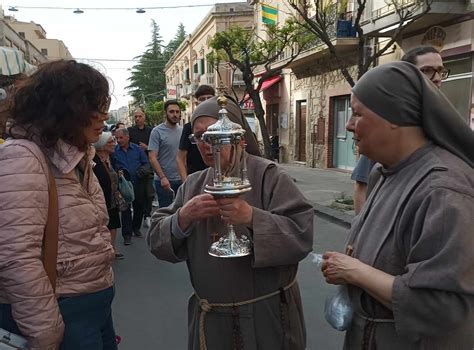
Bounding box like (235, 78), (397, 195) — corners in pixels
(312, 202), (353, 229)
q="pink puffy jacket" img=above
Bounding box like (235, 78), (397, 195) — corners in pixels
(0, 138), (114, 349)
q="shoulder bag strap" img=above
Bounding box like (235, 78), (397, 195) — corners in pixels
(41, 162), (59, 292)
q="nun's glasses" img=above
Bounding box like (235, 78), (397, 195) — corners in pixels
(420, 66), (450, 81)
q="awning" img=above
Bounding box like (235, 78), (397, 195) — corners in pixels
(0, 47), (36, 76)
(243, 75), (282, 102)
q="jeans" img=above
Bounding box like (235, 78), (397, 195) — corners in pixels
(154, 179), (181, 208)
(120, 204), (133, 238)
(0, 286), (117, 350)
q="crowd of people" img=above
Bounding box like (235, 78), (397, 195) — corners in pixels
(0, 44), (472, 350)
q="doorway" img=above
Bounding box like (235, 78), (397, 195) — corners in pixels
(296, 101), (307, 162)
(266, 103), (279, 136)
(332, 96), (356, 170)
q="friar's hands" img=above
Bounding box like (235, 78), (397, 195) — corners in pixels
(178, 194), (220, 231)
(216, 197), (253, 226)
(321, 251), (368, 286)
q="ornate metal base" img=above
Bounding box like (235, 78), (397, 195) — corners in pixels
(208, 234), (252, 258)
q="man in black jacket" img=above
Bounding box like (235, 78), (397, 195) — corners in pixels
(128, 108), (154, 228)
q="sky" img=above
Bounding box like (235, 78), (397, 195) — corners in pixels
(3, 0), (236, 110)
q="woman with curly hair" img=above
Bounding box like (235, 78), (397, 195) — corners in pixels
(0, 60), (118, 349)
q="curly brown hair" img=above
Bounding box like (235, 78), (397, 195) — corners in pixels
(3, 60), (110, 150)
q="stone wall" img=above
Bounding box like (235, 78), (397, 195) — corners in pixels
(288, 59), (356, 168)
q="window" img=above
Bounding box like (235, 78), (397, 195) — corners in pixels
(207, 61), (213, 74)
(200, 59), (205, 74)
(18, 32), (25, 39)
(334, 97), (350, 139)
(185, 69), (190, 81)
(41, 48), (48, 56)
(441, 57), (472, 123)
(193, 63), (198, 74)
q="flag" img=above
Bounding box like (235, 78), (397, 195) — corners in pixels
(261, 3), (278, 25)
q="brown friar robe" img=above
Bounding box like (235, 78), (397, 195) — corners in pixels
(344, 143), (474, 350)
(147, 155), (314, 350)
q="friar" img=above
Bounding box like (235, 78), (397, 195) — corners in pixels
(147, 96), (314, 350)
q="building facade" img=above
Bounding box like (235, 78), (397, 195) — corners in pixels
(164, 2), (254, 123)
(250, 0), (472, 169)
(0, 9), (47, 67)
(4, 17), (73, 60)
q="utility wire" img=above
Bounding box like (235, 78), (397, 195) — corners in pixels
(75, 57), (185, 62)
(10, 4), (219, 11)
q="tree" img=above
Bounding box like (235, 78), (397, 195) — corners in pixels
(127, 20), (167, 102)
(287, 0), (433, 86)
(207, 22), (315, 158)
(127, 22), (187, 111)
(164, 23), (187, 61)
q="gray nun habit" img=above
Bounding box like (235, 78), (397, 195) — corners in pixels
(343, 62), (474, 349)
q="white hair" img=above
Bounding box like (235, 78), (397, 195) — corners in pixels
(93, 131), (113, 150)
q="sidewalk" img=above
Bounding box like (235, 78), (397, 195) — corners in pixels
(278, 163), (355, 227)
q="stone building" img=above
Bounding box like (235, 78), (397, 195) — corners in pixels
(164, 3), (254, 123)
(249, 0), (472, 169)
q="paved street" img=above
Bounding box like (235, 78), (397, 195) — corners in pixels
(278, 163), (354, 208)
(113, 215), (349, 349)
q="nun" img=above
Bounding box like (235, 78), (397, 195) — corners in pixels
(322, 61), (474, 349)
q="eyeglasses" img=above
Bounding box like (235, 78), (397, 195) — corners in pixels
(419, 66), (450, 81)
(189, 133), (209, 145)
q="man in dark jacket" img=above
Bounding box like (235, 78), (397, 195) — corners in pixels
(128, 108), (154, 227)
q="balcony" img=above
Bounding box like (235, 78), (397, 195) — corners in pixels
(269, 7), (357, 72)
(233, 70), (246, 86)
(178, 83), (193, 98)
(200, 73), (215, 86)
(360, 0), (469, 36)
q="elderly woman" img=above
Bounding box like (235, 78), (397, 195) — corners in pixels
(322, 61), (474, 349)
(148, 96), (314, 350)
(93, 132), (124, 260)
(0, 60), (117, 349)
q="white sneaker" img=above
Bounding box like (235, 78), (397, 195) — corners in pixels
(144, 217), (151, 228)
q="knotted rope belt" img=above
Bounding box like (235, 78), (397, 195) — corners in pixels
(354, 312), (395, 350)
(195, 277), (297, 350)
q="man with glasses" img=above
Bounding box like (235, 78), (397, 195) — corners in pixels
(351, 46), (448, 214)
(149, 100), (183, 208)
(176, 85), (215, 181)
(401, 45), (449, 88)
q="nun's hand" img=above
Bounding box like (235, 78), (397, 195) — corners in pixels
(321, 251), (367, 285)
(216, 197), (253, 226)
